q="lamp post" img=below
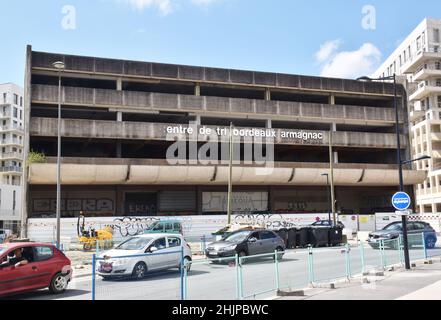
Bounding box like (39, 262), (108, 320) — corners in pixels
(321, 173), (331, 224)
(53, 61), (65, 249)
(356, 74), (429, 270)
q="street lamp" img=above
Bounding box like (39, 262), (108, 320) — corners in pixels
(357, 74), (413, 270)
(321, 173), (332, 224)
(53, 61), (65, 249)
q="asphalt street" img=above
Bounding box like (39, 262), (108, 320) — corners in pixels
(6, 242), (441, 301)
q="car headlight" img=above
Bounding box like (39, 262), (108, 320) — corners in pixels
(220, 245), (237, 252)
(110, 258), (130, 266)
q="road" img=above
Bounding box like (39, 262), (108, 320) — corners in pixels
(6, 242), (441, 301)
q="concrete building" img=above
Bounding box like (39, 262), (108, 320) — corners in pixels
(23, 46), (427, 237)
(374, 18), (441, 214)
(0, 83), (24, 233)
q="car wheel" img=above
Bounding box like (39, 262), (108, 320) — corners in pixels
(49, 272), (69, 294)
(179, 256), (192, 272)
(426, 236), (437, 249)
(83, 243), (92, 251)
(132, 262), (148, 280)
(101, 276), (112, 281)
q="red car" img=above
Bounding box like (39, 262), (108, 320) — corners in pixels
(0, 242), (72, 298)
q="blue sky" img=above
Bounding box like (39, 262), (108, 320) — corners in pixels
(0, 0), (440, 86)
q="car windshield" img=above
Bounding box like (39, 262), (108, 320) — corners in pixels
(115, 237), (153, 250)
(0, 247), (6, 255)
(383, 223), (402, 231)
(223, 231), (252, 242)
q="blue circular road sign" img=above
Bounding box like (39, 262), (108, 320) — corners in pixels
(392, 192), (411, 211)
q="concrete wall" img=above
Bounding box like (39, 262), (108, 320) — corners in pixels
(31, 84), (403, 126)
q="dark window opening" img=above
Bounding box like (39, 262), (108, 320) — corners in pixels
(31, 104), (117, 121)
(201, 85), (265, 100)
(122, 81), (194, 95)
(334, 96), (394, 108)
(336, 124), (396, 134)
(337, 148), (397, 164)
(123, 112), (195, 124)
(271, 91), (329, 104)
(201, 117), (267, 128)
(272, 121), (331, 131)
(32, 75), (116, 90)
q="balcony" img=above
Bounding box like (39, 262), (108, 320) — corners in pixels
(409, 109), (426, 121)
(1, 139), (22, 146)
(27, 157), (427, 187)
(413, 63), (441, 81)
(432, 133), (441, 141)
(401, 48), (441, 74)
(30, 117), (408, 149)
(0, 111), (11, 119)
(432, 149), (441, 159)
(31, 85), (404, 125)
(0, 166), (23, 174)
(0, 152), (23, 160)
(0, 124), (24, 133)
(409, 81), (441, 101)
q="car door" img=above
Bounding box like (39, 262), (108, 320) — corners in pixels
(146, 237), (168, 271)
(260, 231), (278, 254)
(0, 246), (40, 295)
(247, 232), (264, 256)
(166, 236), (183, 268)
(31, 246), (56, 288)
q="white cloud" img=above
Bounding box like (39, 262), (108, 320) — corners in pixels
(118, 0), (219, 15)
(315, 39), (342, 63)
(315, 40), (382, 79)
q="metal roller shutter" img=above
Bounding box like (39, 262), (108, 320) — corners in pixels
(159, 190), (196, 212)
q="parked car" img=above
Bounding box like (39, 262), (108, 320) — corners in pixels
(311, 220), (345, 228)
(368, 221), (437, 249)
(144, 220), (183, 235)
(205, 229), (286, 260)
(97, 234), (192, 280)
(0, 242), (72, 298)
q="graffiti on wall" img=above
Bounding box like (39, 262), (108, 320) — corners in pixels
(234, 213), (296, 229)
(32, 198), (114, 217)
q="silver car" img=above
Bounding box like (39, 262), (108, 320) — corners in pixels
(206, 229), (286, 260)
(97, 234), (192, 280)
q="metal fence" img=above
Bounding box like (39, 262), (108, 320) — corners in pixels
(90, 233), (441, 300)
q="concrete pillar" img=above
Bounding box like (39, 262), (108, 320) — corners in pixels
(432, 203), (437, 214)
(265, 89), (271, 101)
(116, 141), (122, 158)
(195, 115), (201, 125)
(331, 123), (338, 164)
(116, 78), (122, 91)
(329, 94), (335, 105)
(195, 83), (201, 96)
(266, 119), (272, 129)
(117, 112), (123, 122)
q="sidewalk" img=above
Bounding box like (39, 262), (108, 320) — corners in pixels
(276, 259), (441, 300)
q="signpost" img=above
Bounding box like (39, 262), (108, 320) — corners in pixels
(392, 192), (411, 211)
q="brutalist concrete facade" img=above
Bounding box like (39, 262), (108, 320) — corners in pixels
(22, 46), (427, 230)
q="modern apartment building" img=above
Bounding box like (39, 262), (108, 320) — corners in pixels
(22, 45), (427, 233)
(0, 83), (24, 233)
(374, 18), (441, 214)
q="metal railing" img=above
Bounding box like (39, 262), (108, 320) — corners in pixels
(89, 232), (440, 300)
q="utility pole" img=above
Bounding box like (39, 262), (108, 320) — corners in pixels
(329, 128), (336, 226)
(227, 122), (234, 226)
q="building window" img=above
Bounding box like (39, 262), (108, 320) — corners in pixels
(438, 96), (441, 108)
(13, 107), (17, 118)
(437, 79), (441, 87)
(13, 190), (16, 211)
(20, 97), (22, 107)
(2, 93), (6, 104)
(417, 36), (421, 51)
(434, 28), (440, 43)
(13, 94), (18, 105)
(19, 110), (22, 120)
